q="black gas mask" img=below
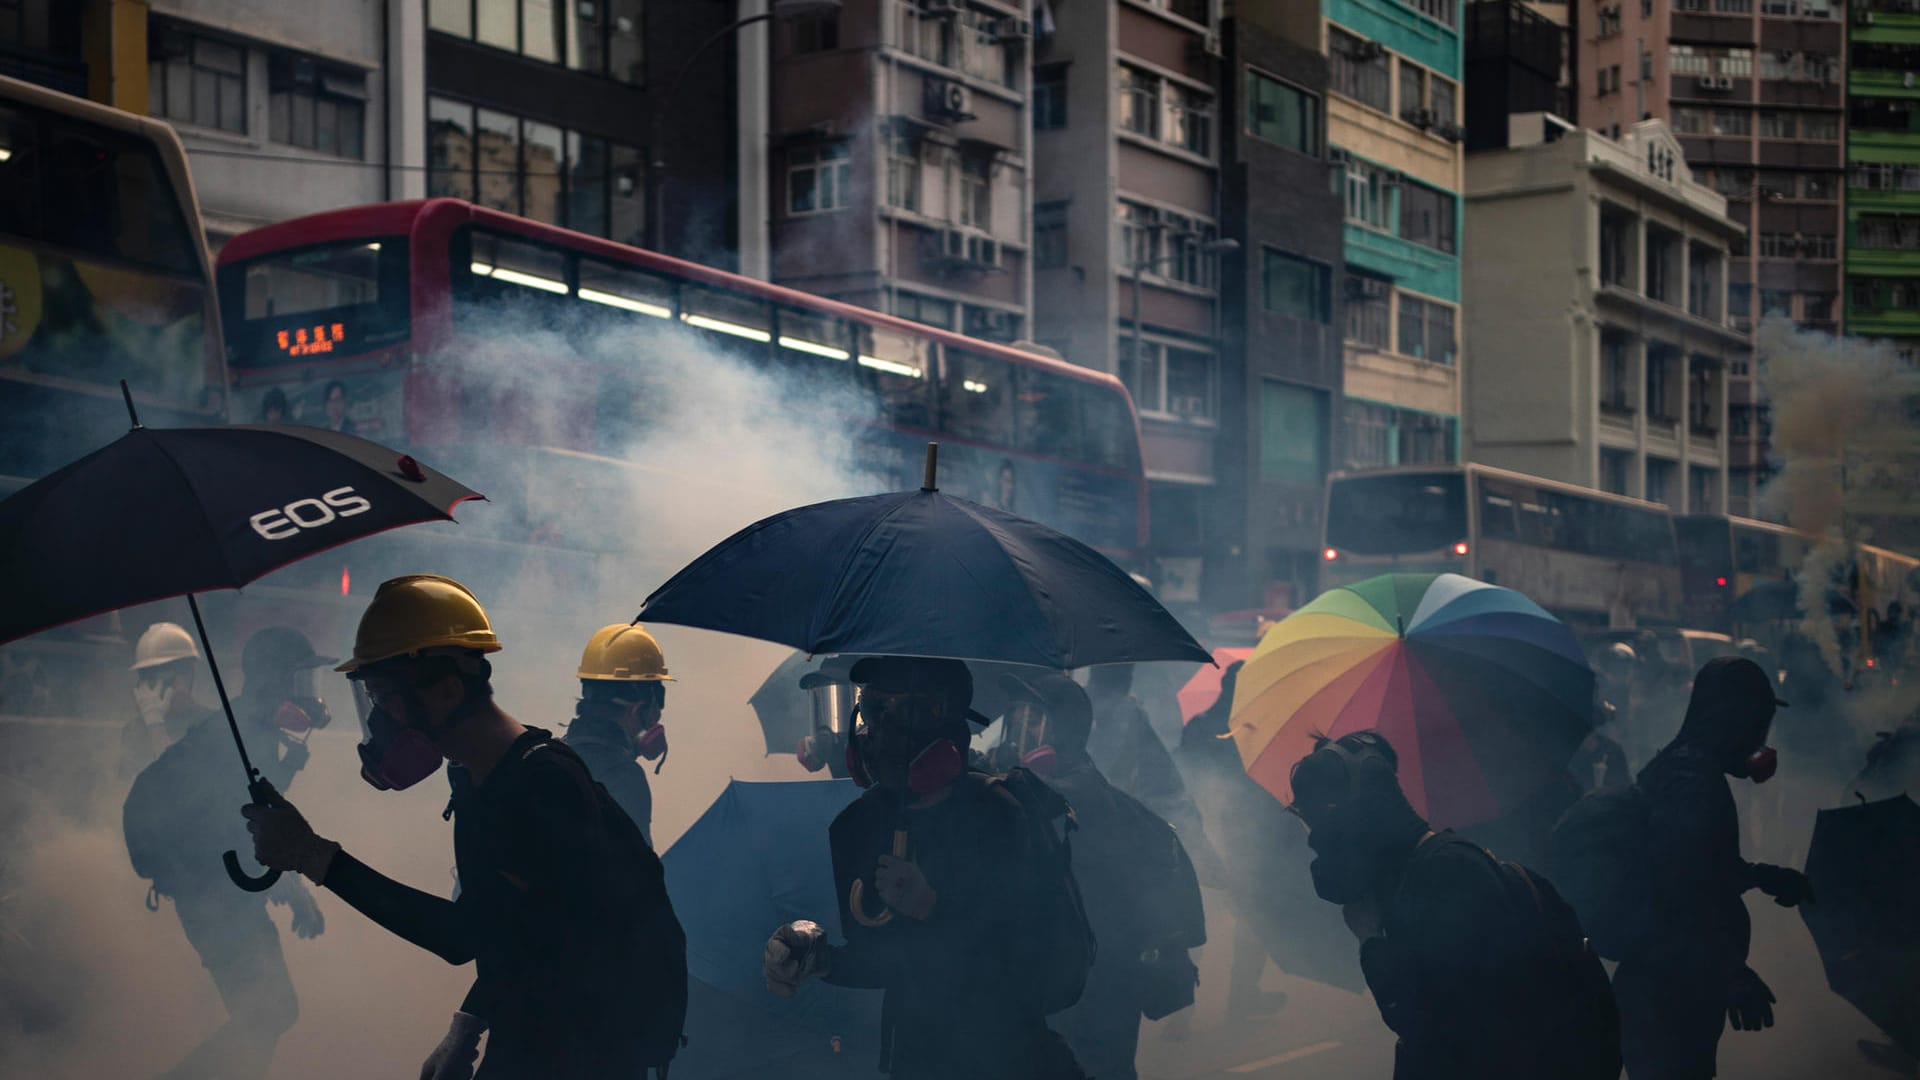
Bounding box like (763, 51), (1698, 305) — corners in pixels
(1290, 734), (1427, 906)
(845, 689), (965, 796)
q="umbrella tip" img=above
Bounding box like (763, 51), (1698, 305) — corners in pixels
(120, 379), (144, 430)
(1396, 614), (1405, 637)
(922, 443), (939, 492)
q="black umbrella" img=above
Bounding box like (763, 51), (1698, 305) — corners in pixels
(639, 445), (1208, 669)
(0, 384), (482, 890)
(1802, 794), (1920, 1058)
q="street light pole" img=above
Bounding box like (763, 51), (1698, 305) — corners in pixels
(649, 0), (842, 254)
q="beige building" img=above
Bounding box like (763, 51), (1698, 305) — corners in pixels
(1464, 114), (1748, 514)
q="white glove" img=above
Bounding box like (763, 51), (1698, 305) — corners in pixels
(419, 1011), (486, 1080)
(134, 681), (175, 728)
(763, 919), (831, 998)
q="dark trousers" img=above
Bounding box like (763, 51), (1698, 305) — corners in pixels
(1055, 971), (1141, 1080)
(157, 887), (298, 1080)
(1615, 958), (1727, 1080)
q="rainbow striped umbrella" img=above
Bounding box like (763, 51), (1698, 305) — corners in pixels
(1230, 573), (1594, 830)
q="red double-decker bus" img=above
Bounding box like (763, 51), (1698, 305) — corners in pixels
(215, 200), (1147, 591)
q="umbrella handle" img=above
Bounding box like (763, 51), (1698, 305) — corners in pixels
(225, 776), (284, 893)
(849, 829), (910, 927)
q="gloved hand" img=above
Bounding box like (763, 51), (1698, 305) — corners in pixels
(875, 854), (938, 920)
(1727, 966), (1776, 1031)
(270, 879), (327, 939)
(1751, 863), (1814, 908)
(133, 681), (175, 728)
(418, 1011), (486, 1080)
(242, 799), (340, 884)
(763, 920), (832, 998)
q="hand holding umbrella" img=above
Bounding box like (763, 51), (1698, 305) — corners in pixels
(0, 381), (482, 890)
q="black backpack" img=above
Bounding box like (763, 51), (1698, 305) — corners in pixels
(1548, 784), (1657, 962)
(1100, 787), (1207, 1020)
(1492, 857), (1624, 1080)
(985, 768), (1098, 1016)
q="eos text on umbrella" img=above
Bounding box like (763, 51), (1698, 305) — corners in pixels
(249, 487), (373, 540)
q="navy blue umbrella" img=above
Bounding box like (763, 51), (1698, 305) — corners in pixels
(662, 779), (882, 1078)
(638, 445), (1208, 669)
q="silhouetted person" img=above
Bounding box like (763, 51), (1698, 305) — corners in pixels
(763, 657), (1087, 1080)
(122, 627), (332, 1080)
(122, 622), (219, 782)
(1613, 657), (1811, 1080)
(1570, 699), (1633, 795)
(566, 624), (674, 848)
(1086, 665), (1212, 862)
(257, 387), (289, 425)
(1291, 731), (1619, 1080)
(322, 380), (356, 434)
(999, 671), (1204, 1080)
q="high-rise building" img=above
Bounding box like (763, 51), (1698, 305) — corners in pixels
(766, 2), (1034, 343)
(1465, 114), (1743, 514)
(1269, 0), (1467, 477)
(1844, 1), (1920, 361)
(1574, 0), (1845, 518)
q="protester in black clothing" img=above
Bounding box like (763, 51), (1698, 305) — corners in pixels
(242, 575), (686, 1080)
(122, 626), (331, 1080)
(1086, 665), (1215, 869)
(1291, 731), (1619, 1080)
(1614, 656), (1811, 1080)
(999, 671), (1204, 1080)
(565, 623), (674, 847)
(762, 656), (1086, 1080)
(123, 621), (218, 781)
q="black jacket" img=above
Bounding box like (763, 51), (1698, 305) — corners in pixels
(564, 714), (654, 848)
(825, 773), (1081, 1080)
(322, 728), (685, 1078)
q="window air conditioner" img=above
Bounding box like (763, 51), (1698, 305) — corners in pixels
(967, 235), (1002, 269)
(941, 228), (968, 259)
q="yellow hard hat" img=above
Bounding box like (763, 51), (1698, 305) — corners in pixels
(577, 623), (673, 682)
(337, 574), (502, 674)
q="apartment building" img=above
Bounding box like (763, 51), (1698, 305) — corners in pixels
(1845, 0), (1920, 357)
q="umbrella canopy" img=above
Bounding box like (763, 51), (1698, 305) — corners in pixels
(749, 650), (1033, 757)
(636, 469), (1208, 669)
(1178, 647), (1253, 725)
(1802, 794), (1920, 1058)
(661, 779), (882, 1077)
(0, 423), (481, 645)
(1230, 573), (1593, 830)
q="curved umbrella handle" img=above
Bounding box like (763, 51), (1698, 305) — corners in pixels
(224, 849), (282, 892)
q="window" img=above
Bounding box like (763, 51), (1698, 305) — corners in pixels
(1758, 232), (1791, 259)
(1119, 65), (1159, 139)
(1688, 243), (1721, 319)
(1329, 28), (1391, 113)
(1118, 338), (1162, 413)
(1413, 0), (1458, 26)
(1760, 50), (1794, 80)
(958, 155), (991, 230)
(1729, 283), (1752, 316)
(1261, 381), (1325, 484)
(1670, 45), (1711, 76)
(1671, 107), (1708, 135)
(1400, 61), (1426, 124)
(1340, 152), (1397, 230)
(887, 137), (921, 213)
(1600, 205), (1633, 288)
(1803, 113), (1839, 140)
(1802, 291), (1834, 320)
(1263, 249), (1331, 322)
(1165, 346), (1216, 421)
(1034, 64), (1068, 131)
(1758, 112), (1793, 138)
(1689, 467), (1717, 514)
(1248, 69), (1319, 154)
(788, 143), (851, 215)
(1118, 200), (1158, 269)
(148, 22), (245, 134)
(1856, 214), (1920, 250)
(1034, 201), (1068, 269)
(1399, 181), (1456, 254)
(1646, 346), (1675, 419)
(1718, 0), (1753, 13)
(269, 54), (366, 158)
(1721, 49), (1753, 77)
(1345, 274), (1391, 348)
(1646, 227), (1678, 303)
(1165, 81), (1213, 156)
(1430, 75), (1455, 126)
(1712, 110), (1751, 136)
(891, 290), (953, 329)
(1803, 173), (1835, 199)
(435, 0), (642, 83)
(1761, 288), (1793, 316)
(1397, 294), (1456, 363)
(896, 2), (954, 66)
(1161, 213), (1221, 288)
(1399, 294), (1427, 359)
(1730, 404), (1752, 436)
(958, 9), (1013, 87)
(427, 97), (643, 241)
(1602, 332), (1634, 411)
(1601, 450), (1633, 497)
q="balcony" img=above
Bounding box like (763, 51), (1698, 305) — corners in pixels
(1672, 14), (1757, 47)
(1851, 69), (1920, 100)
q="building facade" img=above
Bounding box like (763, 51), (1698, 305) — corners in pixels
(766, 0), (1035, 343)
(1026, 0), (1230, 607)
(1845, 0), (1920, 358)
(1465, 115), (1743, 513)
(1574, 0), (1845, 517)
(1217, 12), (1346, 611)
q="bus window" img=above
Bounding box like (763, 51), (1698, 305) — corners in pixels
(2, 104), (197, 275)
(776, 308), (851, 361)
(1516, 493), (1566, 549)
(1326, 473), (1467, 556)
(940, 349), (1013, 446)
(1626, 506), (1677, 564)
(857, 324), (931, 429)
(680, 284), (773, 362)
(1016, 367), (1081, 461)
(467, 230), (570, 296)
(1477, 482), (1520, 541)
(225, 239), (409, 366)
(0, 106), (37, 243)
(1081, 384), (1137, 471)
(578, 258), (673, 320)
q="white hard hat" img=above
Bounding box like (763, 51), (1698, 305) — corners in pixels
(131, 622), (200, 671)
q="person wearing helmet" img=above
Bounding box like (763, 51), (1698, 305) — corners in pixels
(762, 656), (1088, 1080)
(121, 622), (322, 1080)
(122, 621), (218, 779)
(241, 575), (688, 1079)
(566, 623), (673, 847)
